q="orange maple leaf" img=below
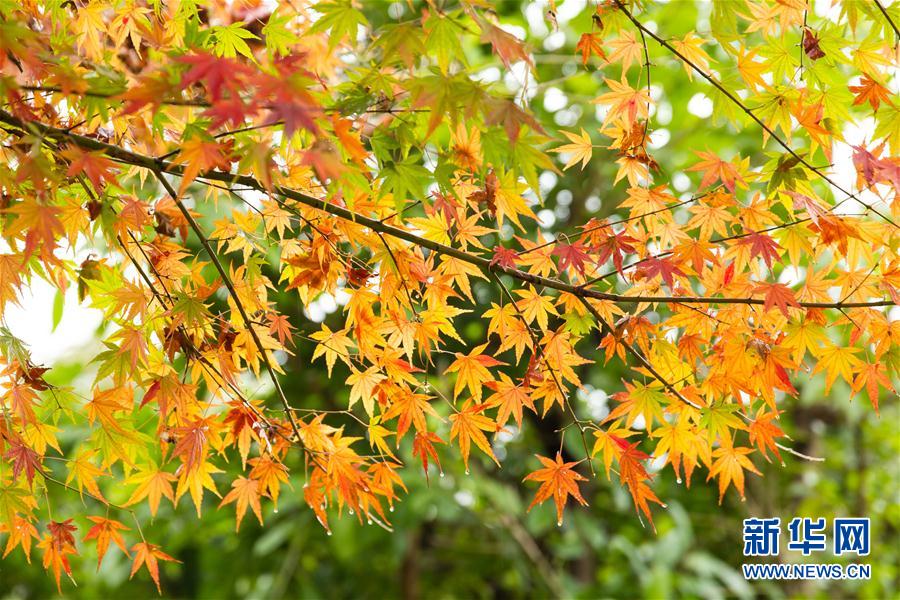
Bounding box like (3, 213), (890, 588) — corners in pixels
(219, 476), (264, 531)
(175, 137), (233, 194)
(753, 282), (800, 318)
(83, 517), (129, 570)
(130, 542), (180, 594)
(62, 145), (118, 189)
(523, 453), (588, 525)
(707, 441), (761, 503)
(449, 404), (500, 471)
(575, 32), (606, 66)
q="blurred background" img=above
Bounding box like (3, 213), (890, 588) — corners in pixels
(2, 0), (898, 598)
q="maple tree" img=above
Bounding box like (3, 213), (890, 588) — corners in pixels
(0, 0), (898, 593)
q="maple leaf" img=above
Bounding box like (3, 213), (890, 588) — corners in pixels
(523, 453), (588, 525)
(346, 366), (386, 417)
(605, 381), (667, 433)
(615, 438), (664, 527)
(4, 441), (41, 488)
(203, 97), (254, 130)
(513, 287), (558, 332)
(62, 146), (117, 189)
(552, 129), (594, 170)
(332, 115), (369, 165)
(748, 408), (785, 463)
(257, 73), (322, 137)
(635, 256), (685, 289)
(671, 32), (712, 79)
(449, 404), (500, 471)
(176, 460), (223, 517)
(310, 325), (354, 376)
(175, 137), (233, 194)
(849, 73), (893, 111)
(479, 20), (533, 70)
(176, 52), (251, 101)
(219, 477), (264, 531)
(3, 516), (38, 563)
(591, 421), (637, 478)
(249, 456), (290, 509)
(485, 372), (536, 428)
(850, 362), (894, 415)
(366, 417), (397, 460)
(172, 418), (216, 474)
(490, 245), (519, 270)
(811, 345), (863, 392)
(753, 282), (799, 318)
(446, 344), (506, 403)
(552, 241), (592, 277)
(739, 231), (782, 269)
(801, 27), (826, 60)
(607, 30), (643, 71)
(383, 391), (441, 441)
(124, 465), (177, 516)
(39, 520), (78, 593)
(687, 151), (747, 192)
(594, 77), (651, 124)
(707, 442), (761, 503)
(412, 431), (445, 483)
(736, 46), (767, 90)
(575, 32), (606, 66)
(595, 230), (638, 274)
(65, 450), (107, 502)
(130, 542), (180, 594)
(83, 517), (129, 570)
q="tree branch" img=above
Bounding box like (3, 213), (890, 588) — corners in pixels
(0, 110), (894, 312)
(150, 170), (303, 443)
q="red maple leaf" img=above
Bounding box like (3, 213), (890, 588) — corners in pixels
(256, 73), (322, 137)
(412, 431), (445, 483)
(801, 28), (825, 60)
(62, 146), (118, 189)
(4, 441), (41, 487)
(176, 51), (251, 101)
(595, 230), (638, 274)
(739, 232), (782, 269)
(852, 144), (881, 185)
(490, 245), (519, 270)
(202, 97), (255, 130)
(552, 241), (591, 276)
(636, 256), (685, 288)
(479, 21), (533, 70)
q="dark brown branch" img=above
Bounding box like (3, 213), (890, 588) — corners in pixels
(873, 0), (900, 43)
(0, 110), (894, 311)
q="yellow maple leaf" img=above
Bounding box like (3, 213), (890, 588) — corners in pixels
(551, 128), (595, 170)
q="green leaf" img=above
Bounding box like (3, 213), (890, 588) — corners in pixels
(262, 10), (294, 56)
(380, 156), (431, 207)
(309, 1), (367, 50)
(51, 288), (64, 332)
(211, 22), (259, 59)
(425, 14), (465, 74)
(699, 403), (745, 443)
(563, 311), (594, 336)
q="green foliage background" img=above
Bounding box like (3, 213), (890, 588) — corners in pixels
(2, 1), (898, 598)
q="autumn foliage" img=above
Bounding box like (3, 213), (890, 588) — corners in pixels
(0, 0), (898, 592)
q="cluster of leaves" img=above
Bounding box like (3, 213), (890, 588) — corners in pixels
(0, 0), (897, 592)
